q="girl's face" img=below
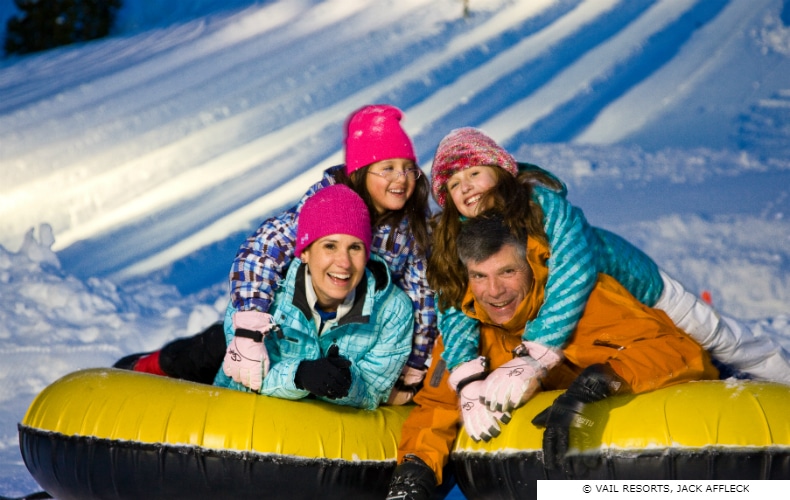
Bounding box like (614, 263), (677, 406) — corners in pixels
(364, 159), (419, 214)
(446, 166), (498, 218)
(301, 234), (367, 312)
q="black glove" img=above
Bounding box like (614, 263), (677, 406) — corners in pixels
(386, 455), (437, 500)
(532, 363), (628, 471)
(294, 344), (352, 399)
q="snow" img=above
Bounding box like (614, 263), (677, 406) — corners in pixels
(1, 0), (789, 496)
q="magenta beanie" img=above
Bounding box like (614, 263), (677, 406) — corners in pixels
(430, 127), (518, 208)
(295, 184), (372, 258)
(344, 104), (417, 174)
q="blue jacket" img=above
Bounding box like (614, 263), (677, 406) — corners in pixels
(440, 164), (664, 369)
(215, 255), (414, 410)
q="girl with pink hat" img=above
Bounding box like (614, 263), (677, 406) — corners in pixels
(114, 105), (435, 405)
(428, 128), (790, 425)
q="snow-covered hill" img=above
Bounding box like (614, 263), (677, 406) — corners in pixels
(2, 0), (789, 295)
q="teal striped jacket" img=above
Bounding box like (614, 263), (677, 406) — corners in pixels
(439, 165), (664, 370)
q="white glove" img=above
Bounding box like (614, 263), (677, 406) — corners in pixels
(223, 311), (274, 392)
(481, 341), (562, 412)
(459, 380), (510, 442)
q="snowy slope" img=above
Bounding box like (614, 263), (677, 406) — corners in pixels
(2, 0), (789, 292)
(1, 0), (789, 496)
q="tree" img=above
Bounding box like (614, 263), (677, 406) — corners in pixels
(4, 0), (123, 56)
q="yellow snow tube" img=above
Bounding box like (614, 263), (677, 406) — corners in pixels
(452, 380), (790, 498)
(19, 368), (412, 500)
(19, 370), (790, 500)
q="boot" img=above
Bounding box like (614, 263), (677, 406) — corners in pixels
(113, 323), (227, 384)
(159, 322), (227, 384)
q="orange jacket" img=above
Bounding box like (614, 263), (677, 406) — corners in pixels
(398, 237), (718, 483)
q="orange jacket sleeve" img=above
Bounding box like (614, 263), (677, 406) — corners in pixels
(396, 337), (460, 485)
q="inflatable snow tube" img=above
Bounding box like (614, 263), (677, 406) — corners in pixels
(18, 368), (412, 500)
(451, 380), (790, 499)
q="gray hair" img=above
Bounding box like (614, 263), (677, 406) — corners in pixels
(456, 214), (526, 265)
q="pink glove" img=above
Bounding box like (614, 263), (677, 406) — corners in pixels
(481, 341), (563, 412)
(386, 365), (427, 405)
(223, 311), (274, 392)
(447, 356), (487, 393)
(459, 380), (511, 442)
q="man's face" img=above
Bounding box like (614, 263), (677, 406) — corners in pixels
(466, 243), (533, 325)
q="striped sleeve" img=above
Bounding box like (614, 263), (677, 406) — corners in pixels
(526, 186), (599, 347)
(437, 305), (480, 371)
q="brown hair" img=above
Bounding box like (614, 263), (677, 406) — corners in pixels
(428, 166), (550, 311)
(333, 165), (432, 256)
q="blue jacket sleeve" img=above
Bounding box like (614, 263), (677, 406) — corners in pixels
(333, 287), (414, 410)
(526, 186), (598, 348)
(258, 330), (312, 401)
(590, 227), (664, 307)
(437, 305), (480, 371)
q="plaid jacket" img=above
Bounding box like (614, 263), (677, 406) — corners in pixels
(228, 166), (437, 368)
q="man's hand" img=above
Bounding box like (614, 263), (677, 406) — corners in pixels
(532, 363), (627, 470)
(481, 341), (562, 412)
(459, 380), (511, 442)
(447, 356), (487, 392)
(385, 455), (436, 500)
(447, 356), (509, 441)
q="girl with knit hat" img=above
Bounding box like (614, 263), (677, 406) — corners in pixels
(114, 105), (435, 405)
(213, 184), (413, 409)
(430, 127), (790, 417)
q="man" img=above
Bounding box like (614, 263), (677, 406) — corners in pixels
(386, 214), (718, 499)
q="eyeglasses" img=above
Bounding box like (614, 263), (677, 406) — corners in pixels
(367, 168), (423, 182)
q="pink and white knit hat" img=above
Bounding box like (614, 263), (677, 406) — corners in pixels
(344, 104), (417, 174)
(295, 184), (372, 258)
(430, 127), (518, 207)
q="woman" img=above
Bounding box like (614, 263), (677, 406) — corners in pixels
(115, 104), (436, 404)
(214, 184), (413, 409)
(429, 127), (789, 413)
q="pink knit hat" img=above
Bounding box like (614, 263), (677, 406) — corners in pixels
(431, 127), (518, 207)
(295, 184), (372, 258)
(344, 104), (417, 174)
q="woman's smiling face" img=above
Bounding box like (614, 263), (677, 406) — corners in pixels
(300, 234), (367, 312)
(446, 165), (499, 217)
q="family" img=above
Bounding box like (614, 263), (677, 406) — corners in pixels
(113, 104), (790, 499)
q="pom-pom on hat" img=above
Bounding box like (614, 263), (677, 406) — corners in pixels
(295, 184), (372, 258)
(344, 104), (417, 174)
(431, 127), (518, 207)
